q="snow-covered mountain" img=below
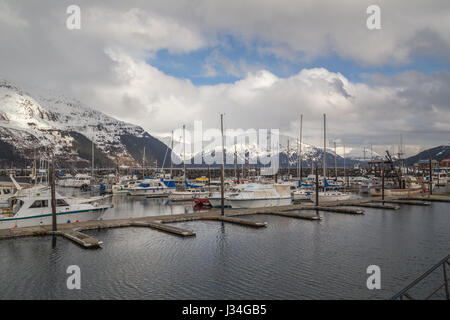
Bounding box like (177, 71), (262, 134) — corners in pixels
(0, 80), (170, 168)
(156, 133), (364, 168)
(406, 145), (450, 164)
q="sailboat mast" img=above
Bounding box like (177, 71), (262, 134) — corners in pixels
(142, 146), (145, 178)
(323, 113), (326, 178)
(298, 114), (303, 179)
(183, 124), (186, 181)
(287, 139), (290, 175)
(234, 145), (237, 180)
(343, 145), (346, 189)
(170, 130), (174, 177)
(91, 128), (94, 178)
(220, 114), (225, 215)
(334, 141), (337, 179)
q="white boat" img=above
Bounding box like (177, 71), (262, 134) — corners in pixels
(57, 173), (92, 188)
(318, 191), (352, 202)
(0, 186), (112, 229)
(0, 185), (14, 207)
(292, 188), (314, 201)
(226, 184), (292, 209)
(360, 179), (380, 194)
(207, 184), (247, 207)
(369, 176), (422, 196)
(127, 179), (170, 197)
(112, 175), (139, 195)
(168, 188), (208, 202)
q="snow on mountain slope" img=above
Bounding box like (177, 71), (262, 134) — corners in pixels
(0, 80), (169, 167)
(156, 132), (362, 168)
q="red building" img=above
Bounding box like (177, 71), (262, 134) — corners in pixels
(440, 158), (450, 168)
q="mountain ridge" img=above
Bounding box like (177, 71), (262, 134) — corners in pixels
(0, 80), (171, 168)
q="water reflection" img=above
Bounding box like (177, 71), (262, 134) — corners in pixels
(0, 188), (449, 300)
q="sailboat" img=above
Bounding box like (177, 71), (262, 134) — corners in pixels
(317, 114), (352, 202)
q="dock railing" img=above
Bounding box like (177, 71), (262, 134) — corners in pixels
(391, 254), (449, 300)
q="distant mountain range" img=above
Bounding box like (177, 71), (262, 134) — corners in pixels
(1, 80), (447, 170)
(0, 80), (171, 168)
(157, 133), (383, 168)
(406, 145), (450, 164)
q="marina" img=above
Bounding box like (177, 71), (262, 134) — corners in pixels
(1, 1), (450, 305)
(1, 189), (449, 300)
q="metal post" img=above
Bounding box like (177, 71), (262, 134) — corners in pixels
(343, 144), (346, 191)
(382, 166), (385, 204)
(208, 165), (211, 192)
(50, 161), (57, 232)
(334, 141), (337, 180)
(299, 114), (303, 179)
(170, 130), (173, 177)
(220, 114), (225, 216)
(315, 162), (319, 209)
(323, 114), (326, 178)
(429, 156), (433, 196)
(183, 125), (186, 182)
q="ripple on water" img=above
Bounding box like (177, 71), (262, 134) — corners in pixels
(1, 195), (449, 299)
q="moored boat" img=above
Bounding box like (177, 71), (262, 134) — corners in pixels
(0, 186), (112, 229)
(226, 184), (292, 209)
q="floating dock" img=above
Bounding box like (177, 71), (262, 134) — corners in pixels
(344, 203), (400, 210)
(48, 230), (103, 249)
(1, 194), (449, 248)
(270, 210), (321, 220)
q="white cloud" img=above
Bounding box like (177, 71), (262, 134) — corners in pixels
(84, 51), (449, 156)
(0, 0), (449, 155)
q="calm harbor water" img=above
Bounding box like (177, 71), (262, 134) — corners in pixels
(0, 188), (449, 300)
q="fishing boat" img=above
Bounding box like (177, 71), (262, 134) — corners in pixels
(226, 184), (292, 209)
(369, 176), (422, 196)
(0, 185), (111, 229)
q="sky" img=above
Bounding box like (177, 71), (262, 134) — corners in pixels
(0, 0), (449, 157)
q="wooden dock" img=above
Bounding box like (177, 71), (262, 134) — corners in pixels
(213, 216), (267, 228)
(311, 206), (365, 215)
(130, 221), (196, 237)
(271, 210), (321, 220)
(382, 200), (431, 206)
(1, 193), (449, 248)
(48, 230), (103, 249)
(344, 203), (400, 210)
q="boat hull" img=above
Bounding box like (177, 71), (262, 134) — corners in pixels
(128, 189), (167, 197)
(370, 187), (421, 197)
(228, 197), (292, 209)
(318, 194), (352, 202)
(0, 207), (107, 229)
(207, 198), (231, 208)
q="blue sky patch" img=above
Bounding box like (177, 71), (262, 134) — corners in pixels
(147, 34), (450, 86)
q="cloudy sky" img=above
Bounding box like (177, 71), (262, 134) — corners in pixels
(1, 0), (450, 156)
